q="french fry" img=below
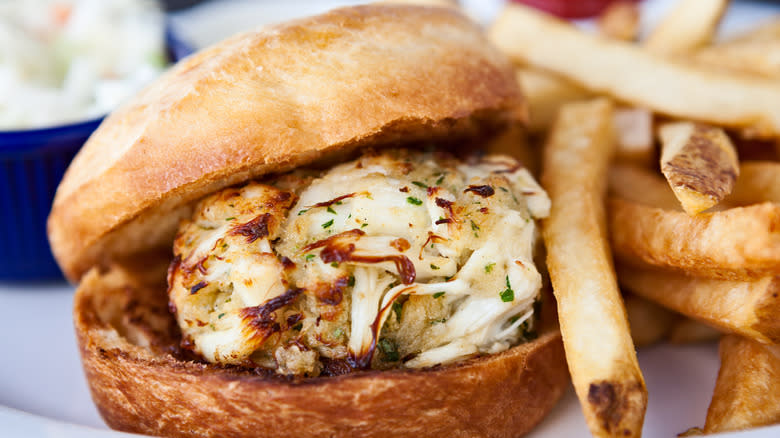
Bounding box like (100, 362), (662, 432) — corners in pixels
(659, 122), (739, 215)
(727, 161), (780, 206)
(599, 0), (640, 41)
(623, 294), (675, 347)
(488, 4), (780, 137)
(704, 335), (780, 433)
(643, 0), (729, 56)
(613, 108), (654, 167)
(609, 198), (780, 280)
(694, 40), (780, 79)
(516, 68), (592, 134)
(624, 292), (722, 346)
(542, 99), (647, 438)
(608, 164), (680, 210)
(666, 318), (721, 344)
(616, 265), (780, 344)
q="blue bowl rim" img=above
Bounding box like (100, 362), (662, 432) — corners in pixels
(0, 19), (194, 152)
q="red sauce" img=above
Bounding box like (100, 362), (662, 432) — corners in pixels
(511, 0), (631, 18)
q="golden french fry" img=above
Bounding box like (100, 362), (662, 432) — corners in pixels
(643, 0), (729, 56)
(623, 293), (676, 347)
(608, 164), (680, 210)
(599, 0), (640, 41)
(516, 68), (592, 133)
(704, 335), (780, 433)
(542, 99), (647, 438)
(613, 108), (654, 168)
(610, 198), (780, 280)
(659, 122), (739, 215)
(488, 4), (780, 137)
(616, 264), (780, 344)
(727, 161), (780, 206)
(666, 318), (721, 344)
(694, 40), (780, 79)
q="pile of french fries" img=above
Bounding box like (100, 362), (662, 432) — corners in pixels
(488, 1), (780, 436)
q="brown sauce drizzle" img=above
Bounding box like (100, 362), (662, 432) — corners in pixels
(306, 192), (359, 209)
(229, 213), (271, 243)
(286, 313), (303, 327)
(240, 288), (303, 342)
(419, 232), (447, 260)
(464, 185), (495, 198)
(435, 197), (454, 215)
(302, 229), (417, 285)
(350, 284), (415, 369)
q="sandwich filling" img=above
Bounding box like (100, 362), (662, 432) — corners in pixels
(168, 149), (550, 376)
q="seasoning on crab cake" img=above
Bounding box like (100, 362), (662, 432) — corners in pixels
(168, 149), (550, 376)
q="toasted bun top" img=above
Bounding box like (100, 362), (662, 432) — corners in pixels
(47, 4), (523, 283)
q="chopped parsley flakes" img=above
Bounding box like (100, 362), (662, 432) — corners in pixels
(322, 219), (334, 229)
(392, 301), (403, 323)
(406, 196), (423, 206)
(500, 275), (514, 302)
(484, 262), (496, 273)
(433, 291), (445, 299)
(378, 338), (399, 362)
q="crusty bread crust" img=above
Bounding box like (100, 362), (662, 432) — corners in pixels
(74, 259), (567, 438)
(48, 4), (523, 283)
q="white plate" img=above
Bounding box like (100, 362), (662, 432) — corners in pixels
(2, 0), (779, 437)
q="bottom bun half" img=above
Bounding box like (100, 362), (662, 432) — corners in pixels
(73, 256), (568, 438)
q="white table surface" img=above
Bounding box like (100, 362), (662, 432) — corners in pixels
(2, 0), (779, 437)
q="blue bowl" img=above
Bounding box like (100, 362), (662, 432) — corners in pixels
(0, 25), (194, 281)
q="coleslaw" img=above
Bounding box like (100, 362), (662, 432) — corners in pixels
(0, 0), (167, 130)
